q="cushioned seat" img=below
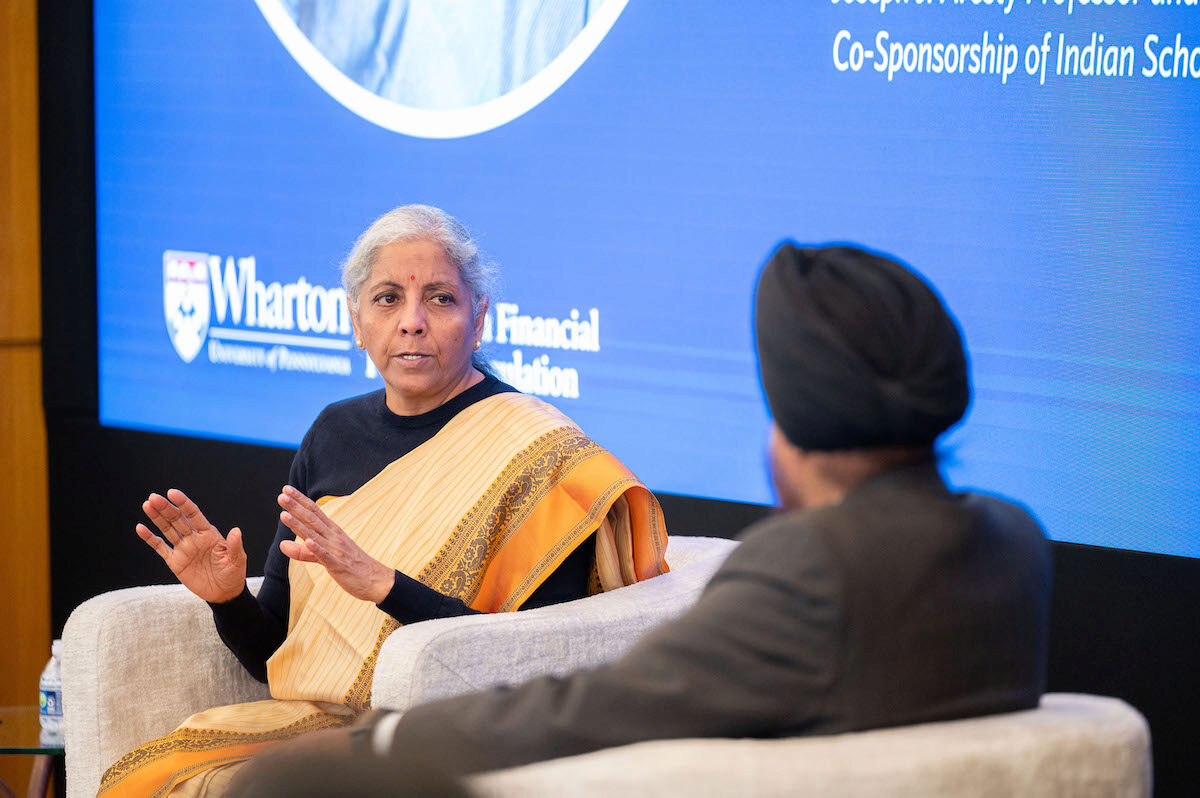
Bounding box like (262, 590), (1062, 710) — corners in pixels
(470, 693), (1151, 798)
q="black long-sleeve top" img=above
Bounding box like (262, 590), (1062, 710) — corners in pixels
(209, 376), (593, 683)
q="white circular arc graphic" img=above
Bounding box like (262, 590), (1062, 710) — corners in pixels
(254, 0), (630, 139)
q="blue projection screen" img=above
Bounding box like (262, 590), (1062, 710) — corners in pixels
(96, 1), (1200, 558)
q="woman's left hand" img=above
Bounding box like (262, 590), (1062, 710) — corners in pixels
(277, 485), (396, 604)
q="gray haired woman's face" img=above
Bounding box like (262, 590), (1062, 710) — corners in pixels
(349, 238), (487, 416)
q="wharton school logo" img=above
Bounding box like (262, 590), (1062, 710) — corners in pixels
(163, 251), (211, 363)
(159, 248), (359, 376)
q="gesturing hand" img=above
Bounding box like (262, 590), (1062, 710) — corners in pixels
(277, 485), (396, 604)
(135, 489), (247, 604)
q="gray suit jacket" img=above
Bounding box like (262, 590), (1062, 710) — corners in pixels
(389, 461), (1051, 774)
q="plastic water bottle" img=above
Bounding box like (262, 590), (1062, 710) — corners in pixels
(38, 639), (64, 742)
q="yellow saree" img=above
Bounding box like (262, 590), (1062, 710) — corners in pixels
(97, 392), (668, 797)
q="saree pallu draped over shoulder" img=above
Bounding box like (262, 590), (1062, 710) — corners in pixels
(97, 392), (669, 798)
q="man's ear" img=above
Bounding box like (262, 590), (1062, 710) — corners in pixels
(768, 423), (810, 511)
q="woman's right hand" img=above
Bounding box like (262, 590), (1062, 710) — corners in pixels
(135, 488), (247, 604)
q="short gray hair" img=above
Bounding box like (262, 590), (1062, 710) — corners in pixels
(341, 205), (498, 319)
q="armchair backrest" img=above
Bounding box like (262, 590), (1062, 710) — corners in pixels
(372, 535), (739, 711)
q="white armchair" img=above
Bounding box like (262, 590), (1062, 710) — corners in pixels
(61, 535), (737, 798)
(469, 693), (1151, 798)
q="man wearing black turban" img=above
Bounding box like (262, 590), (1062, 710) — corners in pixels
(232, 244), (1052, 789)
(756, 243), (970, 453)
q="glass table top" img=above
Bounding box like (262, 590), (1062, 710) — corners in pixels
(0, 707), (64, 756)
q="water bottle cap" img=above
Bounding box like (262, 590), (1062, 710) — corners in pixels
(51, 639), (62, 658)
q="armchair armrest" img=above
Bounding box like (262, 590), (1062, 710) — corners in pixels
(372, 536), (737, 712)
(62, 578), (270, 798)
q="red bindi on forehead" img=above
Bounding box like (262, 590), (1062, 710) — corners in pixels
(410, 275), (416, 280)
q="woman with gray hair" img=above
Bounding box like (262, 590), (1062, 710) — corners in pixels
(111, 205), (669, 797)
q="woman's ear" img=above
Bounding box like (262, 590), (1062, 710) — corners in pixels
(347, 296), (363, 348)
(473, 296), (490, 343)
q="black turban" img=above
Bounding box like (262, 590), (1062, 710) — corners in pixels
(755, 243), (969, 451)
